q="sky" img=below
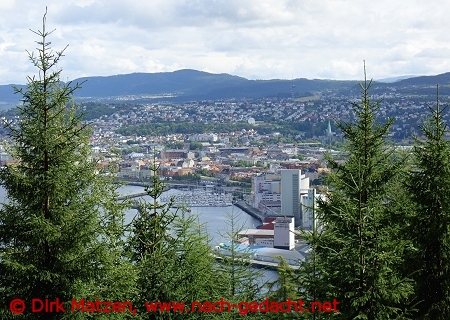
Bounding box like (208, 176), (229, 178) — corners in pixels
(1, 0), (450, 85)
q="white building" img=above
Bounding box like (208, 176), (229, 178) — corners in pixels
(255, 238), (274, 247)
(190, 133), (218, 142)
(239, 216), (295, 250)
(273, 217), (295, 250)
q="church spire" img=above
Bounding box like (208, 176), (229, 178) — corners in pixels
(327, 119), (332, 152)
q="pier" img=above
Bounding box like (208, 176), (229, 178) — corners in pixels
(123, 196), (265, 221)
(214, 255), (298, 270)
(233, 200), (264, 223)
(116, 192), (148, 201)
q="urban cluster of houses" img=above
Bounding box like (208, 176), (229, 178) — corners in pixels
(111, 142), (330, 181)
(82, 92), (443, 143)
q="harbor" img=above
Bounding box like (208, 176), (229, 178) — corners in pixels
(118, 185), (262, 235)
(117, 186), (305, 277)
(118, 185), (265, 220)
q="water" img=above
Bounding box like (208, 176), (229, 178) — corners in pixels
(0, 186), (7, 202)
(0, 185), (261, 245)
(118, 185), (279, 285)
(0, 184), (278, 284)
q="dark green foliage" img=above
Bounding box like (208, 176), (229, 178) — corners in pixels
(78, 102), (124, 120)
(116, 119), (327, 140)
(128, 159), (222, 319)
(301, 68), (414, 319)
(197, 168), (216, 178)
(128, 161), (178, 319)
(171, 172), (201, 183)
(265, 257), (300, 319)
(0, 12), (133, 319)
(405, 87), (450, 319)
(214, 212), (265, 318)
(229, 160), (265, 168)
(117, 122), (255, 136)
(170, 212), (223, 319)
(188, 141), (203, 150)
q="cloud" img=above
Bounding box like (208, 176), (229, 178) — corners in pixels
(1, 0), (450, 84)
(415, 47), (450, 59)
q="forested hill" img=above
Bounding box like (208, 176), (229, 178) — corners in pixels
(0, 69), (356, 107)
(2, 69), (450, 108)
(53, 69), (359, 102)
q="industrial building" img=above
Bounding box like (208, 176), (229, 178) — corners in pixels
(281, 169), (309, 227)
(238, 216), (295, 250)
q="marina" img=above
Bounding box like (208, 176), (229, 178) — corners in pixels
(159, 190), (233, 207)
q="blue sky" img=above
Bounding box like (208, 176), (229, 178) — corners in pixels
(0, 0), (449, 84)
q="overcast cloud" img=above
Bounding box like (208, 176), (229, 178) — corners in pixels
(0, 0), (449, 84)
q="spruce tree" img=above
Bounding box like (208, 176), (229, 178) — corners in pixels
(0, 11), (134, 319)
(405, 86), (450, 319)
(265, 257), (300, 319)
(128, 160), (178, 320)
(128, 159), (222, 319)
(301, 66), (414, 319)
(170, 212), (223, 319)
(214, 211), (265, 318)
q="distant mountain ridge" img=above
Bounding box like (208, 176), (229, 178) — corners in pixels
(393, 72), (450, 86)
(0, 69), (450, 108)
(375, 75), (417, 83)
(71, 69), (249, 98)
(69, 69), (359, 101)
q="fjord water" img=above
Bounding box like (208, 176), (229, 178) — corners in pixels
(117, 185), (279, 286)
(0, 185), (278, 284)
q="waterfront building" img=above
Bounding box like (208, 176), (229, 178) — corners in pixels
(251, 173), (282, 214)
(238, 216), (295, 250)
(273, 217), (295, 250)
(238, 229), (275, 243)
(215, 243), (305, 267)
(255, 238), (274, 247)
